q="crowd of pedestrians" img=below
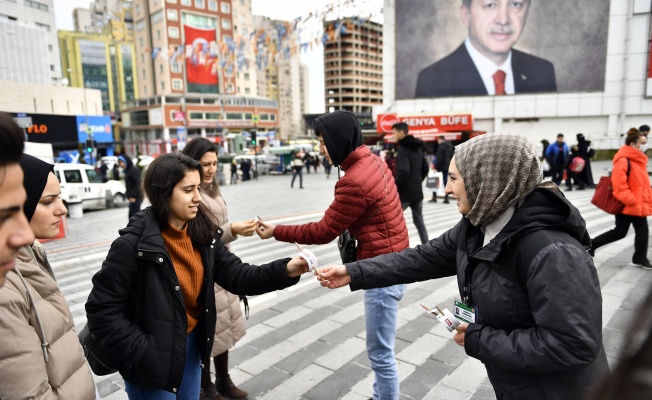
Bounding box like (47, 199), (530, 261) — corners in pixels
(2, 110), (652, 400)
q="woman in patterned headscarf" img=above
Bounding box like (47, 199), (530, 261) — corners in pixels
(319, 133), (609, 400)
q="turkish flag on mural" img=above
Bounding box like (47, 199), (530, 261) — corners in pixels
(184, 25), (218, 86)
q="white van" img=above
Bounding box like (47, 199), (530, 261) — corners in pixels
(53, 164), (128, 210)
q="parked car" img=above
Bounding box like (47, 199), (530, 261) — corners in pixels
(53, 163), (128, 210)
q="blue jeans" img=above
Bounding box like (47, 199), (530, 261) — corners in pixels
(365, 284), (406, 400)
(125, 329), (201, 400)
(401, 200), (429, 244)
(291, 167), (303, 188)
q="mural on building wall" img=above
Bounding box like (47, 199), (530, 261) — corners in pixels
(396, 0), (610, 99)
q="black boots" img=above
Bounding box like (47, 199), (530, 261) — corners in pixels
(215, 375), (248, 400)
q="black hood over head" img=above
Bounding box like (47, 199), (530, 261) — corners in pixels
(19, 153), (54, 222)
(313, 110), (363, 166)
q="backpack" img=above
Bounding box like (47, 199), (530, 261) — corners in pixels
(569, 156), (585, 173)
(420, 156), (429, 181)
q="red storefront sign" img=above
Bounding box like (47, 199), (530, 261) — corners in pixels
(378, 112), (474, 142)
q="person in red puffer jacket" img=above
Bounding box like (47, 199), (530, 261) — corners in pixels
(256, 110), (409, 400)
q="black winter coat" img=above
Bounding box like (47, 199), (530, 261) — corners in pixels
(435, 140), (453, 173)
(395, 135), (425, 203)
(346, 185), (609, 400)
(85, 208), (299, 393)
(121, 154), (142, 200)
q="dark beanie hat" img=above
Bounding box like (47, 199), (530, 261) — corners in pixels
(19, 153), (54, 222)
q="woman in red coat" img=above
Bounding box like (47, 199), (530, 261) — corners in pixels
(590, 128), (652, 268)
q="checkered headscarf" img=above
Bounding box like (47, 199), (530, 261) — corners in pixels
(454, 133), (542, 226)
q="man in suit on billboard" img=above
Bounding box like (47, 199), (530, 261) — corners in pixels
(415, 0), (556, 98)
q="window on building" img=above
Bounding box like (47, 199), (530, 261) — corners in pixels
(35, 22), (50, 31)
(166, 0), (177, 3)
(169, 27), (180, 38)
(195, 0), (204, 9)
(50, 64), (54, 71)
(48, 44), (52, 51)
(189, 112), (203, 120)
(245, 113), (252, 120)
(135, 19), (145, 31)
(260, 114), (269, 121)
(225, 113), (242, 120)
(221, 2), (230, 13)
(142, 69), (146, 78)
(221, 19), (231, 30)
(244, 72), (249, 80)
(141, 53), (144, 62)
(25, 0), (48, 12)
(205, 112), (220, 119)
(159, 64), (163, 74)
(151, 9), (164, 24)
(181, 0), (191, 5)
(156, 30), (161, 40)
(171, 63), (182, 73)
(208, 0), (217, 11)
(167, 9), (178, 21)
(139, 37), (143, 46)
(135, 3), (140, 14)
(245, 88), (250, 94)
(144, 85), (147, 94)
(161, 81), (165, 90)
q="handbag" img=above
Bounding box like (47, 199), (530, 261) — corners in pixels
(78, 324), (120, 376)
(591, 176), (624, 215)
(426, 175), (439, 189)
(338, 229), (358, 263)
(336, 157), (388, 264)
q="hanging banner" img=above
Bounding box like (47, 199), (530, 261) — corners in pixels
(184, 25), (219, 93)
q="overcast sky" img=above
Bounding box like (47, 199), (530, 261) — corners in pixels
(52, 0), (382, 113)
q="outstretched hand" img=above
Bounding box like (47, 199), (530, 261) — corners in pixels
(286, 254), (310, 277)
(453, 323), (468, 347)
(231, 219), (257, 236)
(255, 220), (276, 240)
(315, 265), (351, 288)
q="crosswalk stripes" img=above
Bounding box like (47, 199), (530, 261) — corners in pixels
(42, 181), (650, 399)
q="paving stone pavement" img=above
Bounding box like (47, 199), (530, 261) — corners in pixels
(41, 160), (652, 400)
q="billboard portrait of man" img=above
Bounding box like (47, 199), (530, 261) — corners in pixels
(396, 0), (610, 99)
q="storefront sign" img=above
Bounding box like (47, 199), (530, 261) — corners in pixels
(376, 113), (473, 134)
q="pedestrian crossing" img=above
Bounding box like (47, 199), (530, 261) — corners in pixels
(43, 178), (649, 400)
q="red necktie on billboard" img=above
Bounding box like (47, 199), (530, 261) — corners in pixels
(493, 70), (506, 95)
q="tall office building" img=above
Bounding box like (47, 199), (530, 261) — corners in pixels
(0, 0), (62, 84)
(73, 0), (134, 40)
(324, 19), (382, 113)
(253, 15), (307, 140)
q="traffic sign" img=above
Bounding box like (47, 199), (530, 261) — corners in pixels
(252, 115), (260, 124)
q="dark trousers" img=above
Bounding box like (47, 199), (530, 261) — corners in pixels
(291, 168), (303, 188)
(592, 214), (649, 264)
(128, 199), (142, 219)
(401, 200), (429, 244)
(551, 163), (565, 185)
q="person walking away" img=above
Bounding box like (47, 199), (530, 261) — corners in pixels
(433, 135), (454, 203)
(565, 146), (586, 191)
(303, 153), (312, 174)
(85, 153), (309, 400)
(230, 159), (238, 185)
(0, 112), (34, 289)
(318, 133), (609, 400)
(576, 133), (596, 186)
(256, 110), (409, 400)
(183, 139), (257, 400)
(99, 160), (109, 182)
(323, 155), (332, 178)
(589, 128), (652, 269)
(241, 158), (252, 181)
(392, 122), (429, 244)
(290, 152), (304, 188)
(544, 133), (569, 186)
(312, 154), (320, 173)
(112, 162), (120, 181)
(118, 154), (143, 219)
(0, 153), (96, 399)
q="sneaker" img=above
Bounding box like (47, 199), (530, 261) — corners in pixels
(629, 260), (652, 270)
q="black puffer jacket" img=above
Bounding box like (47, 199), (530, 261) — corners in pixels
(347, 185), (609, 399)
(435, 140), (453, 173)
(85, 208), (299, 393)
(121, 154), (142, 200)
(395, 135), (425, 203)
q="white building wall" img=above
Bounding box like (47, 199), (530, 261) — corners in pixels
(0, 0), (61, 83)
(0, 20), (51, 85)
(233, 0), (257, 96)
(383, 0), (652, 149)
(0, 80), (103, 116)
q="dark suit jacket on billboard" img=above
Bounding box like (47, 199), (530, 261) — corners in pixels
(414, 44), (557, 98)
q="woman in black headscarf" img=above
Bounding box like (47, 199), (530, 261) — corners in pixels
(0, 154), (96, 399)
(319, 133), (609, 400)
